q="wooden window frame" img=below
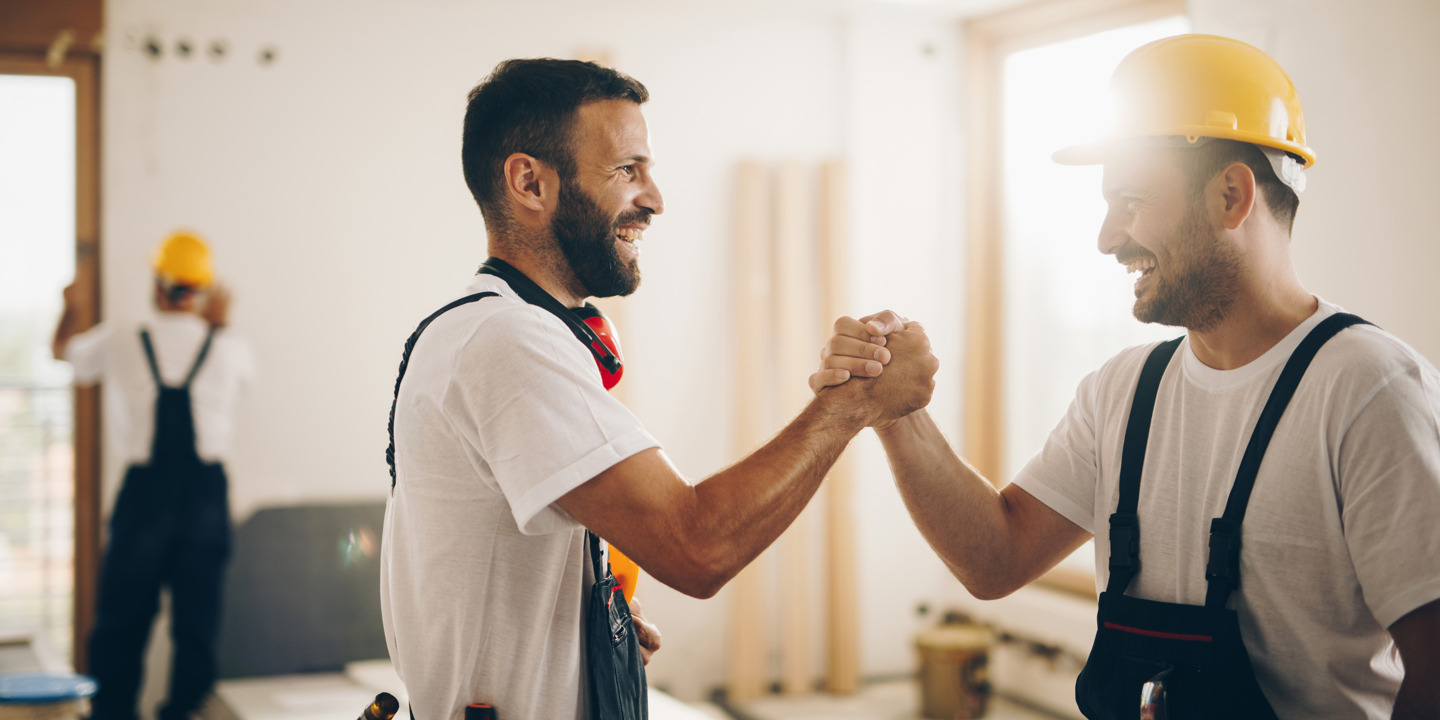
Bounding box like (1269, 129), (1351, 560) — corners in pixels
(0, 45), (102, 669)
(961, 0), (1184, 599)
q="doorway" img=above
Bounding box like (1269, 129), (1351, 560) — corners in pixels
(0, 52), (101, 668)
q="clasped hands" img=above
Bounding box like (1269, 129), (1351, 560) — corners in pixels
(809, 310), (938, 428)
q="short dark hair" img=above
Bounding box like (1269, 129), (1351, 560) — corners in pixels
(1178, 139), (1300, 234)
(461, 58), (649, 231)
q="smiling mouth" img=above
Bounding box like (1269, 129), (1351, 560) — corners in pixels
(616, 227), (643, 245)
(1124, 257), (1156, 275)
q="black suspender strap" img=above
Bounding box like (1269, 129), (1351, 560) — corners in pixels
(139, 326), (217, 388)
(387, 292), (499, 489)
(184, 328), (216, 386)
(140, 330), (162, 385)
(1106, 336), (1183, 595)
(1203, 312), (1370, 607)
(477, 258), (622, 376)
(588, 530), (607, 582)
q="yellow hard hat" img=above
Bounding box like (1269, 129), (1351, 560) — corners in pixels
(1054, 34), (1316, 169)
(152, 231), (214, 287)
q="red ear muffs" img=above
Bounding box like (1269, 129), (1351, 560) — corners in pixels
(572, 304), (624, 391)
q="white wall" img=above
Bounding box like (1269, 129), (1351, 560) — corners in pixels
(1189, 0), (1440, 362)
(841, 1), (973, 678)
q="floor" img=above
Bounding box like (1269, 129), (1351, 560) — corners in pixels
(205, 663), (1069, 720)
(725, 680), (1068, 720)
(208, 661), (733, 720)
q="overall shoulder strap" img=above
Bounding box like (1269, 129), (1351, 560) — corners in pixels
(182, 327), (217, 387)
(588, 531), (607, 581)
(1204, 312), (1371, 607)
(477, 258), (621, 376)
(1106, 336), (1183, 595)
(387, 292), (500, 489)
(139, 329), (165, 387)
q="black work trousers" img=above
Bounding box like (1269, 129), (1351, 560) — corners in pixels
(88, 462), (231, 720)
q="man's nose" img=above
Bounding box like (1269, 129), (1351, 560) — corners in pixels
(638, 177), (664, 216)
(1097, 209), (1126, 256)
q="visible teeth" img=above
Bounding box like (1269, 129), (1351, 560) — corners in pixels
(617, 228), (643, 243)
(1124, 257), (1157, 274)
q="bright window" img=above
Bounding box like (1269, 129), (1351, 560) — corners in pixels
(0, 72), (79, 658)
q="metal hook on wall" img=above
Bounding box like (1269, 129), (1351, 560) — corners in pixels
(46, 29), (75, 69)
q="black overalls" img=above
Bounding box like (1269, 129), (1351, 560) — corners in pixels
(1075, 313), (1367, 720)
(89, 328), (232, 720)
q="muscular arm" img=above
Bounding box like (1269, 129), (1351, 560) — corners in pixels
(557, 392), (864, 599)
(556, 324), (939, 599)
(1391, 598), (1440, 719)
(813, 311), (1089, 600)
(875, 409), (1089, 599)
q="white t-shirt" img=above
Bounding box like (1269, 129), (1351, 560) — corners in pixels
(1013, 300), (1440, 718)
(65, 312), (255, 467)
(380, 274), (659, 720)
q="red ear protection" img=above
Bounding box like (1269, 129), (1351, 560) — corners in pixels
(571, 304), (624, 391)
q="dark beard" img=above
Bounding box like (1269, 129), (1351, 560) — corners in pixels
(1133, 203), (1243, 331)
(551, 177), (646, 298)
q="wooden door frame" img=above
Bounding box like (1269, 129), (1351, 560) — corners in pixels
(961, 0), (1185, 598)
(0, 50), (103, 671)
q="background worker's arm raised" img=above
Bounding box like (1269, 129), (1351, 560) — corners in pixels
(811, 312), (1090, 600)
(555, 324), (939, 599)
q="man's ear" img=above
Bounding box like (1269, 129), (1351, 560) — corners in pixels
(503, 153), (557, 217)
(1213, 161), (1258, 231)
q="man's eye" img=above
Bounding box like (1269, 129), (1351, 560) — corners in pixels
(619, 166), (636, 177)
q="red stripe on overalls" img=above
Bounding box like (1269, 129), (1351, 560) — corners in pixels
(1103, 621), (1213, 643)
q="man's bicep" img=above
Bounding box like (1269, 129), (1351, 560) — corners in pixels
(554, 448), (704, 587)
(1000, 483), (1093, 582)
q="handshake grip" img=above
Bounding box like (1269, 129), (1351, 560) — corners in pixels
(852, 325), (939, 426)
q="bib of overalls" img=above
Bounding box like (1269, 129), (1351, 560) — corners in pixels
(140, 327), (215, 469)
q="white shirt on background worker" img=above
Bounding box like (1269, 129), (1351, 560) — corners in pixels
(65, 312), (255, 468)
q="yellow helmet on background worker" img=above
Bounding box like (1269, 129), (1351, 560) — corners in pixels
(1053, 34), (1315, 191)
(152, 231), (214, 288)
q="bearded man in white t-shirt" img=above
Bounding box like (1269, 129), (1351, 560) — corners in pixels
(813, 35), (1440, 719)
(380, 58), (940, 720)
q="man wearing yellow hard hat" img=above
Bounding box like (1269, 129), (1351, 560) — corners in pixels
(815, 35), (1440, 717)
(53, 231), (255, 720)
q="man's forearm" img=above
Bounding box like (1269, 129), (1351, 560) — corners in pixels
(688, 390), (867, 591)
(875, 410), (1032, 599)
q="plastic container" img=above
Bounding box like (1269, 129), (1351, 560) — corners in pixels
(915, 624), (994, 719)
(0, 673), (97, 720)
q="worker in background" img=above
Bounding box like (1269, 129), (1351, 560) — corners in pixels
(380, 58), (939, 720)
(54, 231), (255, 720)
(814, 35), (1440, 718)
